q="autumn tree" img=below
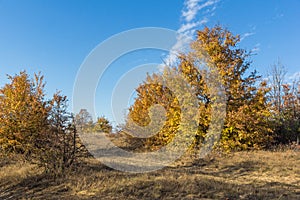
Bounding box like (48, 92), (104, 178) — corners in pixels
(190, 26), (273, 150)
(36, 92), (79, 175)
(93, 116), (112, 133)
(128, 25), (273, 152)
(267, 61), (300, 144)
(126, 73), (181, 150)
(0, 71), (49, 155)
(281, 82), (300, 144)
(0, 71), (84, 175)
(74, 108), (93, 133)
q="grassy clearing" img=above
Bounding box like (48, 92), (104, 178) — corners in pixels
(0, 150), (299, 200)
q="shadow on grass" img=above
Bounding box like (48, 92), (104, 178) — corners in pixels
(0, 173), (69, 200)
(96, 173), (299, 200)
(168, 160), (262, 177)
(1, 157), (299, 200)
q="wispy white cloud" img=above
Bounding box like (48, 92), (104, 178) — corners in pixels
(251, 43), (261, 53)
(164, 0), (219, 66)
(182, 0), (218, 22)
(240, 32), (255, 42)
(178, 21), (201, 34)
(181, 0), (202, 22)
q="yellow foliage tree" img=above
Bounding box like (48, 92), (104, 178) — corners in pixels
(0, 71), (49, 154)
(127, 73), (181, 150)
(127, 25), (273, 152)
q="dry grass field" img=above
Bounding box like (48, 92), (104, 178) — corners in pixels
(0, 150), (299, 200)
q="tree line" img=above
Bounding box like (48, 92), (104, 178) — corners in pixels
(0, 25), (299, 175)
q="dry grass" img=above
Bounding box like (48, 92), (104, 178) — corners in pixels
(0, 150), (299, 200)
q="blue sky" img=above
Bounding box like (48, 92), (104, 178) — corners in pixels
(0, 0), (299, 124)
